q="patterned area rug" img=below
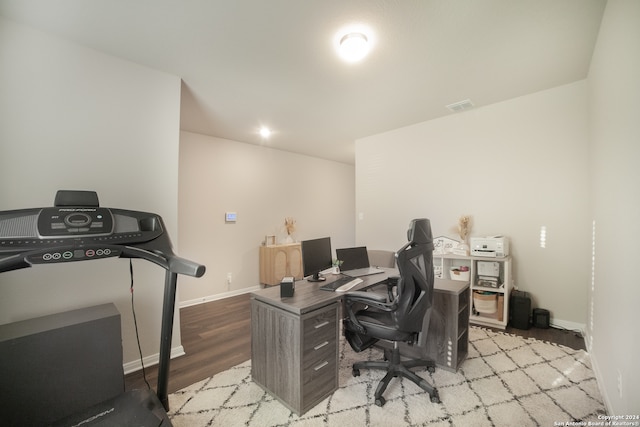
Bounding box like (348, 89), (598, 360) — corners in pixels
(168, 326), (605, 426)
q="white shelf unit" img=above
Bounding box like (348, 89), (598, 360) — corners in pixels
(433, 253), (472, 281)
(433, 253), (512, 330)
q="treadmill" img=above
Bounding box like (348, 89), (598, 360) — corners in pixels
(0, 190), (206, 426)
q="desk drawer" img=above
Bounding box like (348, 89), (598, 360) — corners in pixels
(300, 303), (338, 412)
(302, 338), (336, 372)
(301, 304), (337, 378)
(302, 305), (337, 352)
(301, 348), (337, 412)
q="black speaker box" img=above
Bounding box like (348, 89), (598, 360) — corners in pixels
(280, 276), (295, 297)
(0, 304), (124, 426)
(533, 308), (550, 328)
(509, 290), (531, 330)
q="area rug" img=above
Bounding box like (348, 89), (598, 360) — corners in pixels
(168, 327), (605, 426)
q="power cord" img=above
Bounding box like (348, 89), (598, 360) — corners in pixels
(130, 259), (151, 390)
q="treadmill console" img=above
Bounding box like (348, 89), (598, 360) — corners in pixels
(38, 207), (114, 237)
(0, 205), (163, 266)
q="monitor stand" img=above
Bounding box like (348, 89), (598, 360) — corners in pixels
(307, 272), (326, 282)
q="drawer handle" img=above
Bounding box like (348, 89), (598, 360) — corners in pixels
(314, 341), (329, 350)
(314, 361), (329, 371)
(314, 321), (329, 329)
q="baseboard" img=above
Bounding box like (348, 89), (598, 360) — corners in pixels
(563, 322), (614, 414)
(550, 318), (586, 335)
(583, 330), (614, 415)
(179, 286), (260, 309)
(123, 345), (185, 375)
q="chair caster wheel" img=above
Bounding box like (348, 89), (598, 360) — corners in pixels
(375, 396), (386, 407)
(430, 391), (440, 404)
(352, 368), (360, 377)
(427, 365), (436, 373)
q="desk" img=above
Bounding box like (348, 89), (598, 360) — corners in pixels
(250, 271), (390, 415)
(250, 270), (470, 415)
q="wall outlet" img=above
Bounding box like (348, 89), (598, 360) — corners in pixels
(226, 272), (232, 286)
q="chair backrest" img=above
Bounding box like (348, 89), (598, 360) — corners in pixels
(394, 218), (434, 333)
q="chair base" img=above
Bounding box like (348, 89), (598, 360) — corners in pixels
(352, 344), (440, 406)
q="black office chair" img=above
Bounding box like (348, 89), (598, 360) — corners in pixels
(343, 218), (439, 406)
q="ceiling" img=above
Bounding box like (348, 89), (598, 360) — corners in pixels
(0, 0), (607, 164)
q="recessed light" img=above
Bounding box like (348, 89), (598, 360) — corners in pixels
(259, 127), (271, 138)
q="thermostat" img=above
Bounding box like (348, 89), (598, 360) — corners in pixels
(225, 212), (237, 223)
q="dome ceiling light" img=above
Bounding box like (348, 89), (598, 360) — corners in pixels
(338, 31), (370, 62)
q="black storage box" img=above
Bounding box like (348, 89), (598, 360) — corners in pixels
(280, 276), (295, 297)
(509, 290), (531, 330)
(0, 304), (124, 426)
(533, 308), (551, 328)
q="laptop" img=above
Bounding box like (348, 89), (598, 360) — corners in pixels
(336, 246), (384, 277)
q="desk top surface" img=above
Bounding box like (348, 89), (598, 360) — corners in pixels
(251, 269), (394, 315)
(251, 269), (469, 315)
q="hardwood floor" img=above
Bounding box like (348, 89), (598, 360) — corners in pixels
(125, 292), (586, 394)
(500, 323), (586, 350)
(125, 293), (252, 394)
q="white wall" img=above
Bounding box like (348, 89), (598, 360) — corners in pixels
(178, 131), (355, 304)
(0, 17), (183, 370)
(587, 0), (640, 414)
(355, 81), (590, 329)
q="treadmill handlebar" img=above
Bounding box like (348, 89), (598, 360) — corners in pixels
(169, 255), (206, 278)
(119, 246), (205, 277)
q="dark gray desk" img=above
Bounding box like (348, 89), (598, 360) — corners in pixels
(250, 270), (469, 415)
(250, 270), (392, 415)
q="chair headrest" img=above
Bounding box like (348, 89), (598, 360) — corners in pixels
(407, 218), (433, 246)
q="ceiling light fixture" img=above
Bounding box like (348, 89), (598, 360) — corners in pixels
(338, 32), (370, 62)
(259, 127), (271, 138)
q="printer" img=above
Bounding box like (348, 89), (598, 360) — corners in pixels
(470, 236), (509, 258)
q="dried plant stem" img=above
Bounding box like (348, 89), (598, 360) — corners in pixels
(458, 215), (471, 242)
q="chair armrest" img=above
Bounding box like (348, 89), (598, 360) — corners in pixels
(385, 275), (400, 300)
(344, 291), (398, 312)
(361, 275), (399, 301)
(343, 289), (397, 335)
(343, 290), (387, 304)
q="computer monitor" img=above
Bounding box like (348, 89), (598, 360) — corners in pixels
(301, 237), (332, 282)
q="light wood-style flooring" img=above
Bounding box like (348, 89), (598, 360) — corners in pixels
(124, 292), (586, 394)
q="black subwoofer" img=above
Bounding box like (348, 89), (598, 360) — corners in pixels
(533, 308), (550, 328)
(509, 290), (531, 330)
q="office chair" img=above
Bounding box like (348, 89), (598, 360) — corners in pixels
(343, 218), (439, 406)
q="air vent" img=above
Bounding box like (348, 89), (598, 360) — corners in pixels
(446, 99), (474, 112)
